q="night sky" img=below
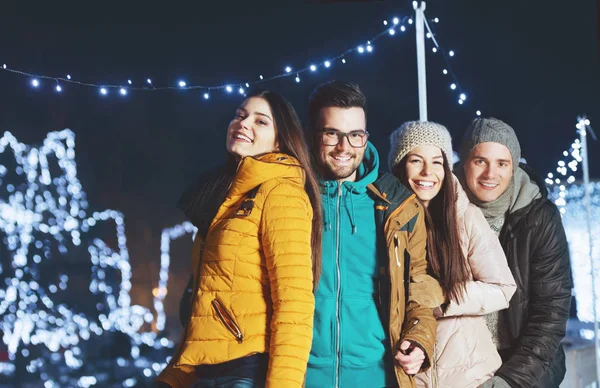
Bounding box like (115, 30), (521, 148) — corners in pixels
(1, 0), (599, 336)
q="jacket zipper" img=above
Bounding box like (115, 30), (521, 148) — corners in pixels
(212, 298), (244, 344)
(334, 183), (342, 388)
(394, 234), (401, 267)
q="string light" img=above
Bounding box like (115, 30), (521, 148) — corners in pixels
(423, 15), (483, 116)
(31, 79), (39, 87)
(0, 14), (413, 97)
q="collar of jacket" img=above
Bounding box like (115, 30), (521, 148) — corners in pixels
(368, 172), (414, 219)
(319, 141), (380, 196)
(228, 152), (305, 197)
(502, 163), (548, 230)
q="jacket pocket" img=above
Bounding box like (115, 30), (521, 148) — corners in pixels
(212, 298), (244, 343)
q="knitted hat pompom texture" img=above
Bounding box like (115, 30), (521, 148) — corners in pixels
(459, 117), (521, 172)
(388, 121), (454, 171)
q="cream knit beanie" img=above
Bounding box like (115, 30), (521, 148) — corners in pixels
(389, 121), (454, 171)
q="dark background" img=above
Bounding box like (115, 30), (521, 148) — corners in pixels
(1, 0), (599, 337)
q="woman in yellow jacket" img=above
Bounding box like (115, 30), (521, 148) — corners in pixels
(158, 90), (322, 388)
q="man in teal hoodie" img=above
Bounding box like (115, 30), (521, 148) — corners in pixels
(305, 81), (442, 388)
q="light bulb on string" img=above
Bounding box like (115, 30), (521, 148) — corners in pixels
(245, 83), (249, 88)
(285, 66), (292, 73)
(203, 93), (209, 100)
(383, 20), (388, 26)
(324, 61), (331, 68)
(393, 17), (399, 25)
(100, 88), (108, 95)
(146, 79), (152, 85)
(357, 46), (365, 54)
(400, 26), (406, 32)
(408, 19), (413, 24)
(426, 33), (431, 39)
(56, 85), (62, 93)
(458, 99), (464, 105)
(3, 64), (7, 69)
(443, 69), (448, 75)
(432, 47), (437, 53)
(66, 74), (71, 80)
(366, 45), (373, 52)
(310, 65), (317, 72)
(295, 75), (300, 83)
(460, 93), (466, 101)
(31, 79), (40, 87)
(127, 80), (132, 85)
(178, 81), (186, 88)
(120, 88), (127, 96)
(259, 75), (263, 80)
(389, 28), (396, 36)
(238, 87), (244, 94)
(434, 18), (439, 23)
(449, 50), (455, 57)
(476, 110), (481, 116)
(450, 83), (456, 90)
(226, 85), (233, 93)
(342, 58), (346, 64)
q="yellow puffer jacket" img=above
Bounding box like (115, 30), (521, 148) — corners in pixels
(158, 153), (315, 388)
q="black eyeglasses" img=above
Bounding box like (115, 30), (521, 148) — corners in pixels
(318, 129), (369, 148)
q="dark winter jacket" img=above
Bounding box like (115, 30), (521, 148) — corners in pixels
(495, 164), (572, 388)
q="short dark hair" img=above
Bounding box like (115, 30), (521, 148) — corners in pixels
(307, 81), (367, 133)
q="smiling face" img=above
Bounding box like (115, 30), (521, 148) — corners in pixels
(226, 97), (279, 158)
(404, 145), (445, 207)
(463, 142), (514, 202)
(314, 106), (367, 182)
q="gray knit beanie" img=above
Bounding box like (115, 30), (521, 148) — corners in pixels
(388, 121), (454, 171)
(459, 118), (521, 172)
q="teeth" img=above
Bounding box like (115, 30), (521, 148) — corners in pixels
(416, 181), (434, 187)
(333, 156), (351, 161)
(481, 182), (498, 188)
(235, 134), (252, 143)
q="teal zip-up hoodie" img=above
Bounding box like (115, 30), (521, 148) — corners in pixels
(307, 142), (395, 388)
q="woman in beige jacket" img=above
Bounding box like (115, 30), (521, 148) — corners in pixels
(388, 121), (516, 388)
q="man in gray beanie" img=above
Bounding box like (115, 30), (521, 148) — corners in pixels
(458, 117), (572, 388)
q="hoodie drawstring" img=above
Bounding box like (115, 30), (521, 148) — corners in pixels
(324, 184), (332, 231)
(345, 188), (358, 234)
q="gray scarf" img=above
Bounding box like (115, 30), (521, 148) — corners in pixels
(457, 167), (541, 233)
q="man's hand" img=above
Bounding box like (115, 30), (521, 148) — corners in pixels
(478, 376), (511, 388)
(394, 340), (425, 375)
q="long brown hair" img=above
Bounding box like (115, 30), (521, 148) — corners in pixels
(247, 90), (323, 290)
(393, 153), (469, 304)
